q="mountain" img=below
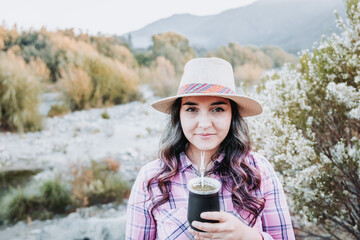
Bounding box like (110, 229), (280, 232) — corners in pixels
(124, 0), (345, 53)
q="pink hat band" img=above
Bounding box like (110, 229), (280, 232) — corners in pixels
(177, 83), (235, 95)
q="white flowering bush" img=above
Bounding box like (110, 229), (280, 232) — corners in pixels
(250, 0), (360, 238)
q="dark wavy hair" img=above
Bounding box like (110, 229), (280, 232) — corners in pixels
(146, 97), (265, 226)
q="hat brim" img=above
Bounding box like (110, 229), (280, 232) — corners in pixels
(151, 93), (262, 117)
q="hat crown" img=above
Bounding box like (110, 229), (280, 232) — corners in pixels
(180, 58), (235, 92)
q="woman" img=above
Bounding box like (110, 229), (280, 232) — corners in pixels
(126, 58), (295, 240)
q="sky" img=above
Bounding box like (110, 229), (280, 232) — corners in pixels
(0, 0), (257, 36)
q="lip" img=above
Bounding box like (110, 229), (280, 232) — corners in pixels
(197, 133), (214, 136)
(196, 133), (215, 139)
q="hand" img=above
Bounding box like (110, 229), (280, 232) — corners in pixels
(188, 211), (262, 240)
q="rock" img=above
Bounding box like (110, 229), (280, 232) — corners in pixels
(37, 215), (127, 240)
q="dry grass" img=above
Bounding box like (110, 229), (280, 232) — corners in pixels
(0, 51), (43, 132)
(59, 64), (93, 110)
(28, 57), (50, 83)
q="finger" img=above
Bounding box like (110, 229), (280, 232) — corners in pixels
(192, 220), (223, 233)
(200, 211), (229, 222)
(196, 231), (225, 240)
(191, 228), (224, 240)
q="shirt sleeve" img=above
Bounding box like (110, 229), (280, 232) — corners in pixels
(126, 166), (156, 240)
(255, 154), (296, 240)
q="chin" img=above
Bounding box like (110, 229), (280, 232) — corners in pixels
(193, 144), (218, 152)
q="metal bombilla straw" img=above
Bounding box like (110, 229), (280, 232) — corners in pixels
(200, 151), (205, 187)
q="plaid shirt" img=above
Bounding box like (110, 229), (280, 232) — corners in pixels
(126, 152), (295, 240)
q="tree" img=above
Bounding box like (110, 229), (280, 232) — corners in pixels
(250, 0), (360, 238)
(152, 31), (195, 74)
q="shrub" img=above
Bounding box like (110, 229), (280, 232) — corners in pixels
(58, 65), (93, 110)
(28, 57), (50, 83)
(89, 35), (130, 60)
(260, 46), (298, 68)
(40, 179), (71, 213)
(46, 30), (99, 82)
(101, 111), (110, 119)
(207, 42), (297, 86)
(111, 45), (138, 68)
(69, 159), (130, 208)
(134, 50), (154, 67)
(1, 187), (46, 223)
(47, 103), (70, 117)
(0, 159), (129, 224)
(86, 174), (130, 205)
(250, 1), (360, 238)
(234, 64), (266, 86)
(0, 168), (41, 192)
(60, 55), (140, 111)
(207, 42), (273, 68)
(144, 56), (178, 97)
(106, 59), (140, 104)
(0, 25), (19, 51)
(84, 55), (140, 107)
(0, 51), (43, 132)
(152, 31), (195, 74)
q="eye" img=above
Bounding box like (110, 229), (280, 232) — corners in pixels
(185, 107), (197, 112)
(211, 107), (225, 112)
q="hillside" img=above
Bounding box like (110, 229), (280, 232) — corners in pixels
(126, 0), (345, 52)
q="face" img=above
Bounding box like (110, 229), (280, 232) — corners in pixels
(180, 96), (232, 156)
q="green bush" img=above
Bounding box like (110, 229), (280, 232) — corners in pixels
(1, 187), (45, 223)
(101, 111), (110, 119)
(40, 179), (71, 213)
(86, 174), (130, 205)
(134, 50), (154, 67)
(0, 179), (71, 223)
(0, 51), (43, 132)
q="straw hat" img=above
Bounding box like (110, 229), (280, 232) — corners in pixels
(151, 57), (262, 117)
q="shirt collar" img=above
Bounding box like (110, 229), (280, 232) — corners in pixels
(179, 152), (225, 172)
(179, 152), (194, 172)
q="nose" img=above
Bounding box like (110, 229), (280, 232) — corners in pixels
(198, 112), (212, 129)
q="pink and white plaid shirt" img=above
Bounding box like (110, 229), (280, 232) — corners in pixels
(126, 152), (295, 240)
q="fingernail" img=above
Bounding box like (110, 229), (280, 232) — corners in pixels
(192, 221), (198, 227)
(200, 212), (207, 218)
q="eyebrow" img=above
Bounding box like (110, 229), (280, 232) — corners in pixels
(210, 101), (228, 106)
(182, 101), (228, 106)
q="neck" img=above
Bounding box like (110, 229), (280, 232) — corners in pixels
(186, 146), (218, 171)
